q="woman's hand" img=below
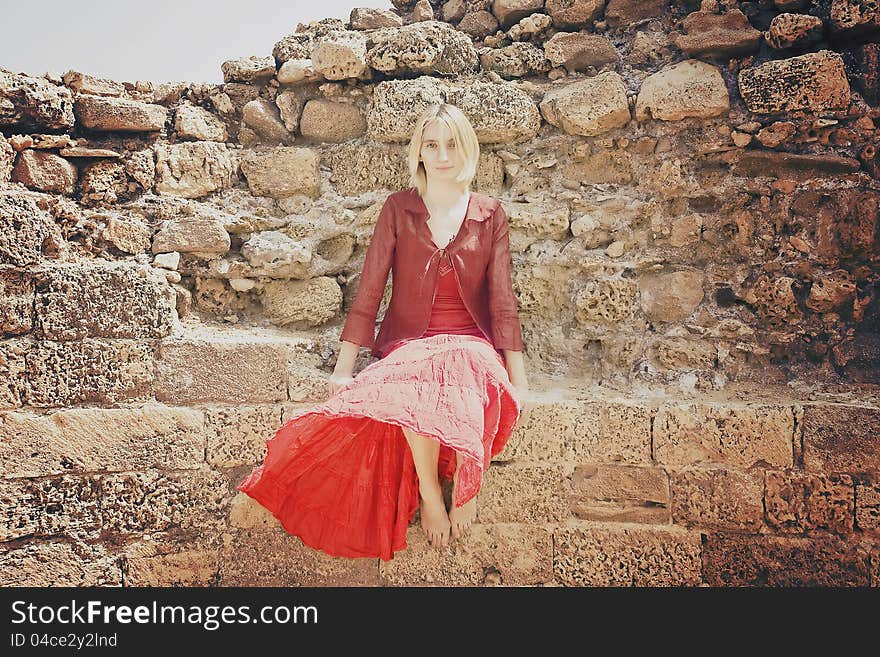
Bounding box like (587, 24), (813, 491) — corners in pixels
(511, 383), (534, 430)
(328, 372), (355, 396)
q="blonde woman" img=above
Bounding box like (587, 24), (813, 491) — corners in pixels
(238, 103), (529, 560)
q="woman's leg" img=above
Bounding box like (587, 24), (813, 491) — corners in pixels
(402, 427), (451, 548)
(448, 451), (477, 539)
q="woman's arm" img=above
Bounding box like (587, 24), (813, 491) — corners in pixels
(502, 349), (528, 389)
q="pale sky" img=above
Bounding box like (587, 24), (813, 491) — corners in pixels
(3, 0), (394, 84)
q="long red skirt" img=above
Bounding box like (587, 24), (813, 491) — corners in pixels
(236, 333), (522, 561)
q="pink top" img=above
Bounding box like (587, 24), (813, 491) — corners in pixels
(421, 253), (489, 341)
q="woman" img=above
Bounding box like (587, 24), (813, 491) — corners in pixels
(237, 103), (530, 561)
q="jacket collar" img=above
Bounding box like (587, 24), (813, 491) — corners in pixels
(400, 186), (494, 223)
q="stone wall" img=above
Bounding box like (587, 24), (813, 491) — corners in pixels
(1, 0), (879, 586)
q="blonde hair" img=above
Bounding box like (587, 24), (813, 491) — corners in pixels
(407, 103), (480, 196)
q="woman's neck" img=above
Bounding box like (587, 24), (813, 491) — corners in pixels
(422, 179), (469, 205)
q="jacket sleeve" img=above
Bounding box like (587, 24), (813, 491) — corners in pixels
(339, 194), (397, 348)
(487, 202), (525, 352)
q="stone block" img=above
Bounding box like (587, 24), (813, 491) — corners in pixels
(765, 470), (855, 534)
(478, 463), (574, 523)
(0, 541), (121, 586)
(571, 464), (670, 523)
(670, 466), (764, 530)
(205, 404), (284, 467)
(802, 404), (880, 474)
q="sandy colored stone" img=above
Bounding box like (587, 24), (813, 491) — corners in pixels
(0, 403), (204, 478)
(638, 270), (704, 323)
(259, 277), (342, 328)
(636, 60), (730, 121)
(154, 141), (237, 199)
(221, 55), (276, 83)
(478, 463), (575, 523)
(829, 0), (880, 35)
(350, 7), (404, 29)
(73, 95), (167, 132)
(671, 9), (762, 58)
(299, 99), (366, 142)
(154, 337), (290, 404)
(765, 470), (854, 534)
(152, 216), (231, 254)
(856, 479), (880, 532)
(241, 98), (291, 145)
(496, 399), (652, 464)
(756, 120), (796, 147)
(545, 0), (604, 28)
(10, 149), (77, 195)
(24, 339), (154, 408)
(0, 192), (63, 267)
(765, 12), (824, 49)
(479, 42), (551, 79)
(123, 546), (219, 586)
(219, 526), (380, 586)
(554, 522), (702, 586)
(240, 146), (320, 198)
(458, 10), (500, 38)
(703, 532), (870, 586)
(379, 523), (554, 586)
(540, 72), (630, 136)
(738, 50), (851, 114)
(574, 277), (638, 325)
(654, 402), (794, 468)
(276, 59), (321, 85)
(605, 0), (667, 27)
(571, 464), (670, 523)
(62, 70), (125, 96)
(801, 404), (880, 473)
(311, 30), (368, 80)
(328, 142), (407, 197)
(366, 20), (479, 77)
(493, 0), (545, 28)
(174, 102), (228, 141)
(0, 68), (75, 130)
(0, 269), (33, 335)
(205, 404), (285, 467)
(0, 541), (121, 586)
(543, 32), (619, 72)
(670, 467), (764, 530)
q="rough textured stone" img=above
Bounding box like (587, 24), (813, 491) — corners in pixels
(174, 102), (228, 141)
(765, 12), (824, 49)
(311, 30), (369, 80)
(738, 50), (851, 114)
(571, 464), (670, 523)
(62, 70), (125, 97)
(205, 404), (284, 467)
(545, 0), (604, 28)
(10, 149), (77, 195)
(850, 42), (880, 105)
(671, 9), (762, 58)
(765, 470), (854, 534)
(702, 532), (870, 586)
(802, 404), (880, 474)
(329, 142), (409, 195)
(24, 339), (154, 407)
(74, 95), (167, 132)
(379, 523), (554, 586)
(0, 269), (34, 335)
(492, 0), (545, 28)
(540, 72), (631, 137)
(638, 270), (704, 323)
(350, 7), (404, 30)
(154, 141), (237, 199)
(654, 403), (794, 468)
(670, 467), (764, 530)
(458, 10), (500, 38)
(122, 542), (220, 586)
(240, 147), (320, 198)
(152, 216), (231, 255)
(0, 68), (75, 131)
(366, 20), (479, 77)
(219, 527), (381, 586)
(856, 479), (880, 532)
(0, 541), (121, 586)
(259, 277), (342, 327)
(497, 399), (652, 464)
(299, 99), (366, 142)
(241, 98), (292, 145)
(32, 263), (176, 340)
(636, 60), (730, 121)
(0, 403), (204, 478)
(155, 337), (289, 404)
(605, 0), (667, 27)
(543, 32), (619, 72)
(479, 42), (551, 79)
(478, 463), (575, 522)
(731, 151), (861, 178)
(554, 522), (703, 586)
(829, 0), (880, 36)
(221, 55), (276, 83)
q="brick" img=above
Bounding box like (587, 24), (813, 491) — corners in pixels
(155, 338), (289, 404)
(478, 463), (574, 523)
(0, 403), (205, 478)
(655, 402), (793, 468)
(765, 470), (854, 534)
(670, 466), (763, 530)
(554, 522), (702, 586)
(802, 404), (880, 474)
(702, 531), (870, 586)
(571, 464), (670, 524)
(379, 523), (553, 586)
(219, 527), (380, 586)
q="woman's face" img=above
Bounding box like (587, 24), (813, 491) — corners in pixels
(419, 120), (462, 180)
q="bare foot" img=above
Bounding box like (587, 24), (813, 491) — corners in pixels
(419, 493), (451, 548)
(449, 464), (477, 539)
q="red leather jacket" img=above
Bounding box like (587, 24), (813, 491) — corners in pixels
(340, 186), (525, 359)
